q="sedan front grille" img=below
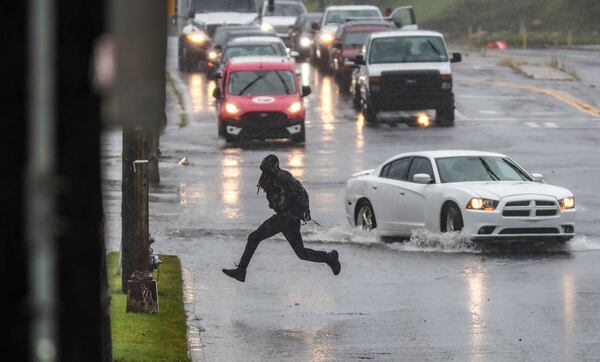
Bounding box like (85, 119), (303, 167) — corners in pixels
(499, 228), (560, 235)
(241, 112), (287, 125)
(502, 199), (559, 218)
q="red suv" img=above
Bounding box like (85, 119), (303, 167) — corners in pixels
(213, 56), (311, 143)
(331, 21), (395, 88)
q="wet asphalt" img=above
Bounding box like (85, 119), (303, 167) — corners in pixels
(101, 38), (600, 361)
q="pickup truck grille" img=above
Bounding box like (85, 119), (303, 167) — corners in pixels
(381, 70), (441, 95)
(502, 200), (559, 218)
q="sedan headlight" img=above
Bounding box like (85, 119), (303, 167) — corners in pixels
(300, 36), (312, 48)
(187, 32), (208, 44)
(287, 101), (303, 113)
(320, 32), (334, 44)
(559, 197), (575, 210)
(466, 197), (499, 211)
(208, 51), (218, 60)
(224, 102), (240, 115)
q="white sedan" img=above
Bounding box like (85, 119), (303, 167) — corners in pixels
(344, 150), (576, 241)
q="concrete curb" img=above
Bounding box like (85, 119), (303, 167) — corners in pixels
(183, 267), (206, 362)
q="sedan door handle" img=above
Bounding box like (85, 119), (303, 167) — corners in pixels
(372, 186), (378, 190)
(399, 192), (405, 196)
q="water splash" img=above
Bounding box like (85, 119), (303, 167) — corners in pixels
(568, 235), (600, 252)
(391, 228), (478, 253)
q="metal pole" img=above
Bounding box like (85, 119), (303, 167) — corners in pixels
(27, 0), (57, 360)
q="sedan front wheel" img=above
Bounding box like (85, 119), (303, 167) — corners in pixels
(442, 203), (464, 232)
(356, 201), (376, 231)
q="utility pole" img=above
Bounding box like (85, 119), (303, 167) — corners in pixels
(110, 0), (167, 310)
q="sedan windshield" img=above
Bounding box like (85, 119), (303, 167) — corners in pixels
(325, 10), (381, 25)
(228, 70), (297, 96)
(436, 156), (533, 183)
(222, 45), (279, 63)
(369, 36), (448, 64)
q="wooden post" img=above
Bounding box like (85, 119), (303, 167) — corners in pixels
(121, 126), (145, 292)
(146, 127), (160, 186)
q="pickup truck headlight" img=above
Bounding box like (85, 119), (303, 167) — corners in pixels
(441, 74), (452, 90)
(559, 197), (575, 210)
(369, 76), (381, 92)
(261, 23), (274, 32)
(466, 197), (498, 211)
(187, 32), (208, 44)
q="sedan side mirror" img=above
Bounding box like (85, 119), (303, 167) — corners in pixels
(353, 54), (365, 65)
(451, 52), (462, 63)
(531, 173), (544, 182)
(301, 85), (311, 97)
(413, 173), (433, 184)
(289, 50), (299, 58)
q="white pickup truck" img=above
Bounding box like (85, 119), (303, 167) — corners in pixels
(352, 30), (462, 125)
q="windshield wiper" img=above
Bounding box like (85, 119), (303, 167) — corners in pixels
(237, 72), (267, 95)
(273, 71), (291, 94)
(502, 158), (531, 181)
(479, 157), (500, 181)
(426, 40), (441, 56)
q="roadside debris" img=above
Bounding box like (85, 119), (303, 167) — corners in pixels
(178, 157), (189, 166)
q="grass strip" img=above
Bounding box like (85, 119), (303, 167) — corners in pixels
(166, 72), (189, 128)
(108, 252), (190, 362)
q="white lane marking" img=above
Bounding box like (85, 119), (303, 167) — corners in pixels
(532, 111), (563, 116)
(479, 110), (501, 114)
(526, 121), (541, 128)
(544, 122), (559, 128)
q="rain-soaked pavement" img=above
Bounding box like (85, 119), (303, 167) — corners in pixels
(102, 39), (600, 361)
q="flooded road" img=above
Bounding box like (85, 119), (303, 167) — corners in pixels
(101, 39), (600, 360)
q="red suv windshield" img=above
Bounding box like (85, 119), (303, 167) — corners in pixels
(228, 70), (297, 96)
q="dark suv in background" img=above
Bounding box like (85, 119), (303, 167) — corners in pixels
(288, 12), (323, 61)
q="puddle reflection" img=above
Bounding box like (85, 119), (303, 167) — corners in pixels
(189, 74), (204, 113)
(220, 151), (241, 219)
(287, 149), (305, 179)
(562, 274), (576, 359)
(467, 271), (487, 361)
(319, 77), (335, 135)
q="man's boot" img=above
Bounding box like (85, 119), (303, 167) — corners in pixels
(222, 267), (246, 282)
(327, 250), (341, 275)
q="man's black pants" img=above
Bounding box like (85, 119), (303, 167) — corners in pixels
(237, 214), (329, 270)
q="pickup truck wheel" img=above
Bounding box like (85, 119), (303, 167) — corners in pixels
(361, 99), (378, 123)
(436, 107), (455, 127)
(352, 85), (361, 109)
